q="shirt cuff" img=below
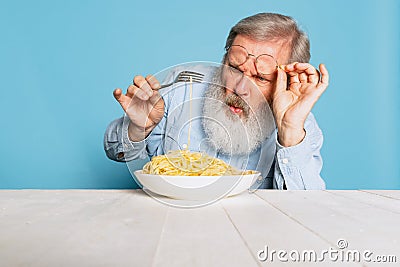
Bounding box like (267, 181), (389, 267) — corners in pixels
(276, 129), (314, 167)
(275, 130), (314, 189)
(118, 117), (147, 161)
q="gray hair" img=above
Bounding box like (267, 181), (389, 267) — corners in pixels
(224, 13), (310, 63)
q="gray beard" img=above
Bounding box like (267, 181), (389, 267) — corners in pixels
(201, 68), (276, 155)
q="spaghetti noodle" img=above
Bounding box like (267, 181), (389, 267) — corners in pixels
(142, 150), (255, 176)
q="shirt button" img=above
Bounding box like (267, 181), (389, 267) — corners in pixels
(282, 158), (289, 164)
(182, 144), (188, 149)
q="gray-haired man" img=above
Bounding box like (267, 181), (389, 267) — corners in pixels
(104, 13), (329, 190)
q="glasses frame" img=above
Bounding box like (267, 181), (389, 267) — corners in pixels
(225, 44), (279, 76)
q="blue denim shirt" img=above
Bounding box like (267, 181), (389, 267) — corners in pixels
(104, 65), (326, 190)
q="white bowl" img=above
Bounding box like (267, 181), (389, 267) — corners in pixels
(133, 170), (261, 201)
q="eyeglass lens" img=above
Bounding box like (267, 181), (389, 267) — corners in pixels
(227, 45), (277, 75)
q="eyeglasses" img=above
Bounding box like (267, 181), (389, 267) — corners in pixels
(226, 45), (278, 75)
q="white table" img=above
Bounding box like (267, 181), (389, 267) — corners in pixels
(0, 190), (399, 266)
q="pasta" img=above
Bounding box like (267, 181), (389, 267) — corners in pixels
(142, 77), (255, 176)
(142, 150), (255, 176)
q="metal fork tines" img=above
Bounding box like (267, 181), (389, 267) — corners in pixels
(159, 70), (204, 89)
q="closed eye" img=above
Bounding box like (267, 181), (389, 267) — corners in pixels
(228, 64), (243, 74)
(256, 75), (272, 83)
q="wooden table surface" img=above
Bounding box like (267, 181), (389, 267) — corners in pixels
(0, 190), (399, 266)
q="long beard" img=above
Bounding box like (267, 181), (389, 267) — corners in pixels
(201, 68), (276, 155)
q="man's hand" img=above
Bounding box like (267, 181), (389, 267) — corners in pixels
(272, 63), (329, 147)
(113, 75), (165, 142)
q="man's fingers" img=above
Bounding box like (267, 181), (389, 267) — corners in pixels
(319, 63), (329, 85)
(287, 63), (320, 84)
(127, 84), (148, 100)
(148, 90), (163, 106)
(113, 88), (123, 101)
(301, 64), (319, 84)
(307, 64), (329, 99)
(133, 75), (153, 97)
(288, 73), (300, 86)
(284, 62), (298, 71)
(299, 72), (308, 83)
(146, 75), (161, 90)
(286, 62), (313, 72)
(126, 84), (135, 98)
(275, 68), (288, 94)
(131, 85), (151, 101)
(113, 88), (131, 110)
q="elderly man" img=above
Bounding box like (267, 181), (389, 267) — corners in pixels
(104, 13), (329, 190)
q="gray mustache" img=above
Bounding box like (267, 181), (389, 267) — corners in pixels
(225, 94), (249, 114)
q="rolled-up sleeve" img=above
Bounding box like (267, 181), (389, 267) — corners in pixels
(103, 116), (148, 162)
(273, 113), (326, 190)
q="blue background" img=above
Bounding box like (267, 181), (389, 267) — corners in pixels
(0, 0), (399, 189)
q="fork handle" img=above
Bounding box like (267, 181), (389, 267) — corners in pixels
(158, 82), (173, 90)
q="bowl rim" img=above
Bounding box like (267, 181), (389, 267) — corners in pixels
(133, 169), (261, 178)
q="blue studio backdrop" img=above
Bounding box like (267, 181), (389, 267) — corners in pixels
(0, 0), (399, 189)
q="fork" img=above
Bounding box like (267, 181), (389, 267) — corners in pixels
(159, 70), (204, 89)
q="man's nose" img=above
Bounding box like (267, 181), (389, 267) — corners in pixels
(234, 74), (252, 97)
(234, 62), (256, 97)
